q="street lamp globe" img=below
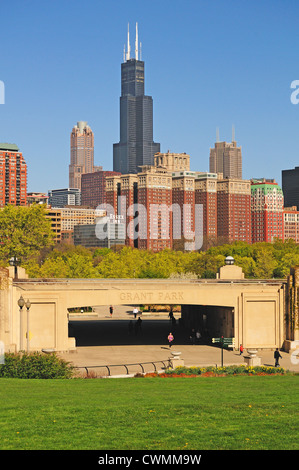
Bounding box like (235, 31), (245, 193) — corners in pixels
(18, 295), (25, 309)
(225, 256), (235, 265)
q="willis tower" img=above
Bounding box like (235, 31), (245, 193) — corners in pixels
(113, 23), (160, 174)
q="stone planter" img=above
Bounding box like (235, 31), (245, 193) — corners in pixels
(244, 349), (261, 366)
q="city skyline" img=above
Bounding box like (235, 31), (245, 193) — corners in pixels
(0, 1), (299, 192)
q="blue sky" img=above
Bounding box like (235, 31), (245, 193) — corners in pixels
(0, 0), (299, 193)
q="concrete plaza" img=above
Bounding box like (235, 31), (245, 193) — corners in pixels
(58, 305), (299, 376)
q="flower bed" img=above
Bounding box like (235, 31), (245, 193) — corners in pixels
(141, 365), (289, 378)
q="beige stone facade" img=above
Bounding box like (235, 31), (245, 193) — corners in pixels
(1, 263), (298, 355)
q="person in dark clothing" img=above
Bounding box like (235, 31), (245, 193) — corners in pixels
(274, 348), (282, 367)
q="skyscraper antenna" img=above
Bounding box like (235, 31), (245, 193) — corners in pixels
(216, 127), (220, 142)
(232, 124), (235, 142)
(135, 22), (139, 60)
(126, 23), (131, 61)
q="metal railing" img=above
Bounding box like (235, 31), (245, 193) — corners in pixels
(75, 360), (221, 378)
(75, 359), (170, 377)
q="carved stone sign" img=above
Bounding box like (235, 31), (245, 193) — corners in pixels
(119, 291), (184, 303)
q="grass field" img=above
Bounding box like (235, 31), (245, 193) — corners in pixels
(0, 375), (298, 450)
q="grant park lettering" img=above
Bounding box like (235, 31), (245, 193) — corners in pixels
(119, 291), (184, 303)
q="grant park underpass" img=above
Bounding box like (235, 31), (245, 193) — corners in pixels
(2, 258), (299, 376)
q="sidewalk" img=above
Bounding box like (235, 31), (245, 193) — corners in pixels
(60, 310), (299, 376)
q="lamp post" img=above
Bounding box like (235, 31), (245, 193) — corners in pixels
(18, 295), (25, 351)
(9, 256), (20, 279)
(25, 299), (31, 352)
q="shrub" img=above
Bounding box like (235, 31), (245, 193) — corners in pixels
(0, 352), (74, 379)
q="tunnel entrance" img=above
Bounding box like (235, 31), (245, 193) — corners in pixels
(181, 304), (235, 344)
(67, 303), (235, 348)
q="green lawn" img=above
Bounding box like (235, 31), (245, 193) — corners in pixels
(0, 375), (298, 450)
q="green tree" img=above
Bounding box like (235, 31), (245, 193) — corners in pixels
(0, 205), (54, 264)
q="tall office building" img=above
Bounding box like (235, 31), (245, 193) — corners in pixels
(282, 166), (299, 208)
(210, 132), (242, 179)
(69, 121), (94, 190)
(0, 143), (27, 206)
(113, 23), (160, 174)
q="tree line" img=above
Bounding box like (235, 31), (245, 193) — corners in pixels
(0, 205), (298, 279)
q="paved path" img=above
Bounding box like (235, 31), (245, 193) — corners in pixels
(59, 305), (299, 376)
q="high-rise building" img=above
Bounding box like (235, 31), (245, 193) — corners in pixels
(0, 143), (27, 206)
(48, 188), (81, 208)
(282, 166), (299, 208)
(283, 206), (299, 243)
(113, 23), (160, 174)
(172, 171), (195, 248)
(81, 170), (121, 208)
(137, 165), (173, 251)
(106, 165), (172, 251)
(217, 178), (251, 243)
(210, 137), (242, 179)
(69, 121), (94, 190)
(195, 173), (218, 243)
(251, 179), (284, 243)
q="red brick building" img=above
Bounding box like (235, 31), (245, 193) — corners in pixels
(251, 179), (284, 243)
(217, 179), (251, 244)
(81, 170), (121, 208)
(283, 206), (299, 243)
(0, 144), (27, 207)
(137, 165), (173, 251)
(172, 172), (195, 247)
(195, 173), (218, 244)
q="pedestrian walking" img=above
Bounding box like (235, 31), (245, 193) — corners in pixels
(190, 328), (196, 345)
(274, 348), (282, 367)
(133, 307), (138, 319)
(196, 330), (201, 344)
(109, 305), (113, 317)
(168, 332), (174, 348)
(239, 344), (244, 355)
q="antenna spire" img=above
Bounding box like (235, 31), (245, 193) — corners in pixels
(232, 124), (235, 142)
(126, 23), (131, 61)
(135, 22), (139, 60)
(216, 127), (220, 142)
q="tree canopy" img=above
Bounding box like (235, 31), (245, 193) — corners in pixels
(0, 206), (298, 280)
(0, 205), (54, 265)
(20, 239), (299, 280)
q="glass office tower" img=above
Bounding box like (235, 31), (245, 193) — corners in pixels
(113, 24), (160, 174)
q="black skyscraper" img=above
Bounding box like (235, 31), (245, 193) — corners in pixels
(113, 24), (160, 174)
(282, 166), (299, 208)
